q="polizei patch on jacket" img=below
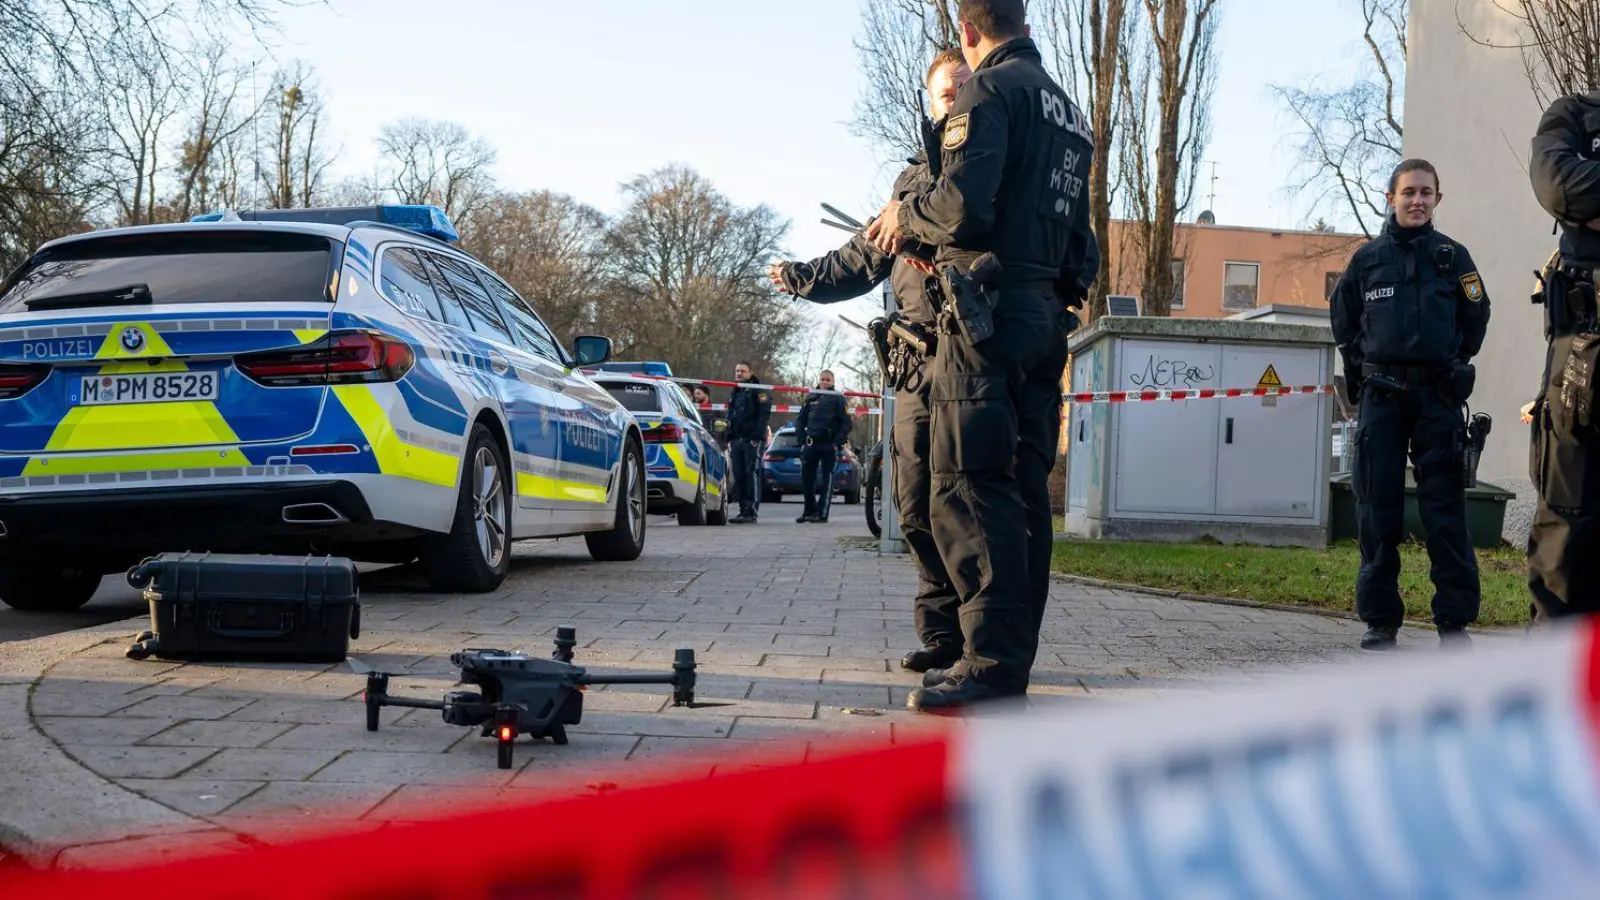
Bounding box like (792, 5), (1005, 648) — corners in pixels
(1460, 272), (1485, 302)
(943, 113), (969, 150)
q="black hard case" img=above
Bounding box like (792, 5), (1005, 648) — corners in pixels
(130, 552), (360, 662)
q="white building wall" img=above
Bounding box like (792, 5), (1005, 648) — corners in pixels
(1406, 0), (1553, 539)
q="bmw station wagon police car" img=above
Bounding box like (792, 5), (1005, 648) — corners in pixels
(0, 205), (647, 610)
(589, 373), (728, 527)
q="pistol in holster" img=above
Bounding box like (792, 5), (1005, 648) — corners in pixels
(1461, 412), (1492, 489)
(869, 313), (937, 393)
(936, 253), (1003, 346)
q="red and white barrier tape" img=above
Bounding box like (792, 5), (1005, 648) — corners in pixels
(583, 369), (881, 400)
(698, 402), (881, 416)
(9, 622), (1598, 899)
(1063, 384), (1336, 404)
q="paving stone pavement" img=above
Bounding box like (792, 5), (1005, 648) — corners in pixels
(20, 507), (1455, 864)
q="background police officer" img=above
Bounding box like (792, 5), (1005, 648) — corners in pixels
(1330, 159), (1490, 650)
(792, 369), (851, 523)
(725, 361), (771, 524)
(768, 48), (970, 677)
(1527, 89), (1600, 623)
(865, 0), (1096, 711)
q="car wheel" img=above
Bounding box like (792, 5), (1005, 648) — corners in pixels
(678, 470), (708, 526)
(0, 561), (102, 611)
(706, 470), (729, 526)
(587, 437), (647, 561)
(419, 423), (511, 593)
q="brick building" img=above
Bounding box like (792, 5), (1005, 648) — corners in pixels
(1098, 216), (1363, 318)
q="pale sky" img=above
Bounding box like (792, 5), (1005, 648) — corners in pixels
(248, 0), (1381, 325)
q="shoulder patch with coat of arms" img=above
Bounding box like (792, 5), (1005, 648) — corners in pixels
(943, 113), (969, 150)
(1460, 272), (1485, 302)
(757, 392), (769, 402)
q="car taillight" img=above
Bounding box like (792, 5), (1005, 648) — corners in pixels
(235, 331), (414, 387)
(0, 363), (50, 400)
(763, 453), (782, 462)
(642, 423), (683, 443)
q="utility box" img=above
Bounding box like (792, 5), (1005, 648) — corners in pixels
(1065, 317), (1337, 548)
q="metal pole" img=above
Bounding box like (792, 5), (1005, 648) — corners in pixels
(879, 284), (906, 555)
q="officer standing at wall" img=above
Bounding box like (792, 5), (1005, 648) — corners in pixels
(1330, 159), (1490, 650)
(769, 48), (971, 676)
(792, 369), (852, 523)
(863, 0), (1096, 710)
(1527, 89), (1600, 622)
(725, 362), (772, 525)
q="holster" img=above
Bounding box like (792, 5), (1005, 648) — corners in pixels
(1556, 331), (1600, 432)
(936, 253), (1003, 345)
(1449, 362), (1476, 403)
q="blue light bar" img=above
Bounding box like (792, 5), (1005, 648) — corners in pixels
(185, 205), (460, 243)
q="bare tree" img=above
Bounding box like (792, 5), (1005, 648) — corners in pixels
(599, 166), (801, 379)
(375, 118), (498, 220)
(1039, 0), (1134, 319)
(850, 0), (960, 165)
(1273, 0), (1405, 238)
(1462, 1), (1600, 105)
(782, 315), (865, 388)
(260, 62), (334, 209)
(1122, 0), (1219, 318)
(171, 44), (263, 220)
(458, 190), (609, 345)
(99, 33), (183, 226)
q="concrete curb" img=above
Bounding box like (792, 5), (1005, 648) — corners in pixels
(1050, 572), (1523, 637)
(0, 617), (216, 868)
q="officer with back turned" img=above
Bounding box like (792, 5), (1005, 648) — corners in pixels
(1330, 159), (1490, 650)
(864, 0), (1096, 711)
(769, 47), (971, 678)
(1527, 89), (1600, 622)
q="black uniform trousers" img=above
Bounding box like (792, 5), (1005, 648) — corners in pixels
(800, 442), (837, 519)
(730, 438), (762, 519)
(1352, 382), (1480, 629)
(926, 288), (1060, 692)
(893, 374), (960, 650)
(1528, 275), (1600, 619)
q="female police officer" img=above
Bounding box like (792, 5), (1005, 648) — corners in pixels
(1330, 159), (1491, 650)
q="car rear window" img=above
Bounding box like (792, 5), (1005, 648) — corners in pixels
(770, 432), (801, 449)
(602, 382), (660, 413)
(0, 231), (338, 313)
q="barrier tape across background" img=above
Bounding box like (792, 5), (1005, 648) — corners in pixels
(600, 369), (1338, 415)
(7, 620), (1598, 899)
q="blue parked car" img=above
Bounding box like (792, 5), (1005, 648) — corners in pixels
(759, 423), (862, 505)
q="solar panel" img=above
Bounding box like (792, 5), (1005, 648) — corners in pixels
(1106, 295), (1140, 316)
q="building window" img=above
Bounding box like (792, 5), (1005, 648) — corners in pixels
(1170, 259), (1185, 309)
(1223, 262), (1260, 310)
(1325, 270), (1342, 301)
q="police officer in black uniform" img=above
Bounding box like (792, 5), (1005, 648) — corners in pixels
(725, 362), (772, 524)
(865, 0), (1095, 710)
(792, 369), (852, 523)
(1330, 159), (1491, 650)
(769, 48), (970, 675)
(1527, 89), (1600, 622)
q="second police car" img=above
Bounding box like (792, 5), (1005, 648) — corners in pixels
(589, 373), (729, 527)
(0, 205), (647, 610)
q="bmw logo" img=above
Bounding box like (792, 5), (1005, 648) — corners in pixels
(119, 327), (145, 352)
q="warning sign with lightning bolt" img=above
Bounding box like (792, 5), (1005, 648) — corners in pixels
(1258, 365), (1282, 407)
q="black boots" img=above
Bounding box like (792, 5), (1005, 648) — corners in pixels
(1360, 625), (1398, 650)
(899, 644), (960, 673)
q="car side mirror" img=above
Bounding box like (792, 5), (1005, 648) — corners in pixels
(572, 335), (612, 367)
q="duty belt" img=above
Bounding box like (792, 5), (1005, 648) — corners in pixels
(1362, 363), (1448, 386)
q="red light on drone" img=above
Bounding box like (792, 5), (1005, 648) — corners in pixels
(499, 726), (514, 741)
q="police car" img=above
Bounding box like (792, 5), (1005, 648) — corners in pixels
(588, 373), (728, 526)
(0, 205), (647, 610)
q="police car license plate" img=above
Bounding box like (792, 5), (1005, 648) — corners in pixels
(78, 372), (220, 406)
